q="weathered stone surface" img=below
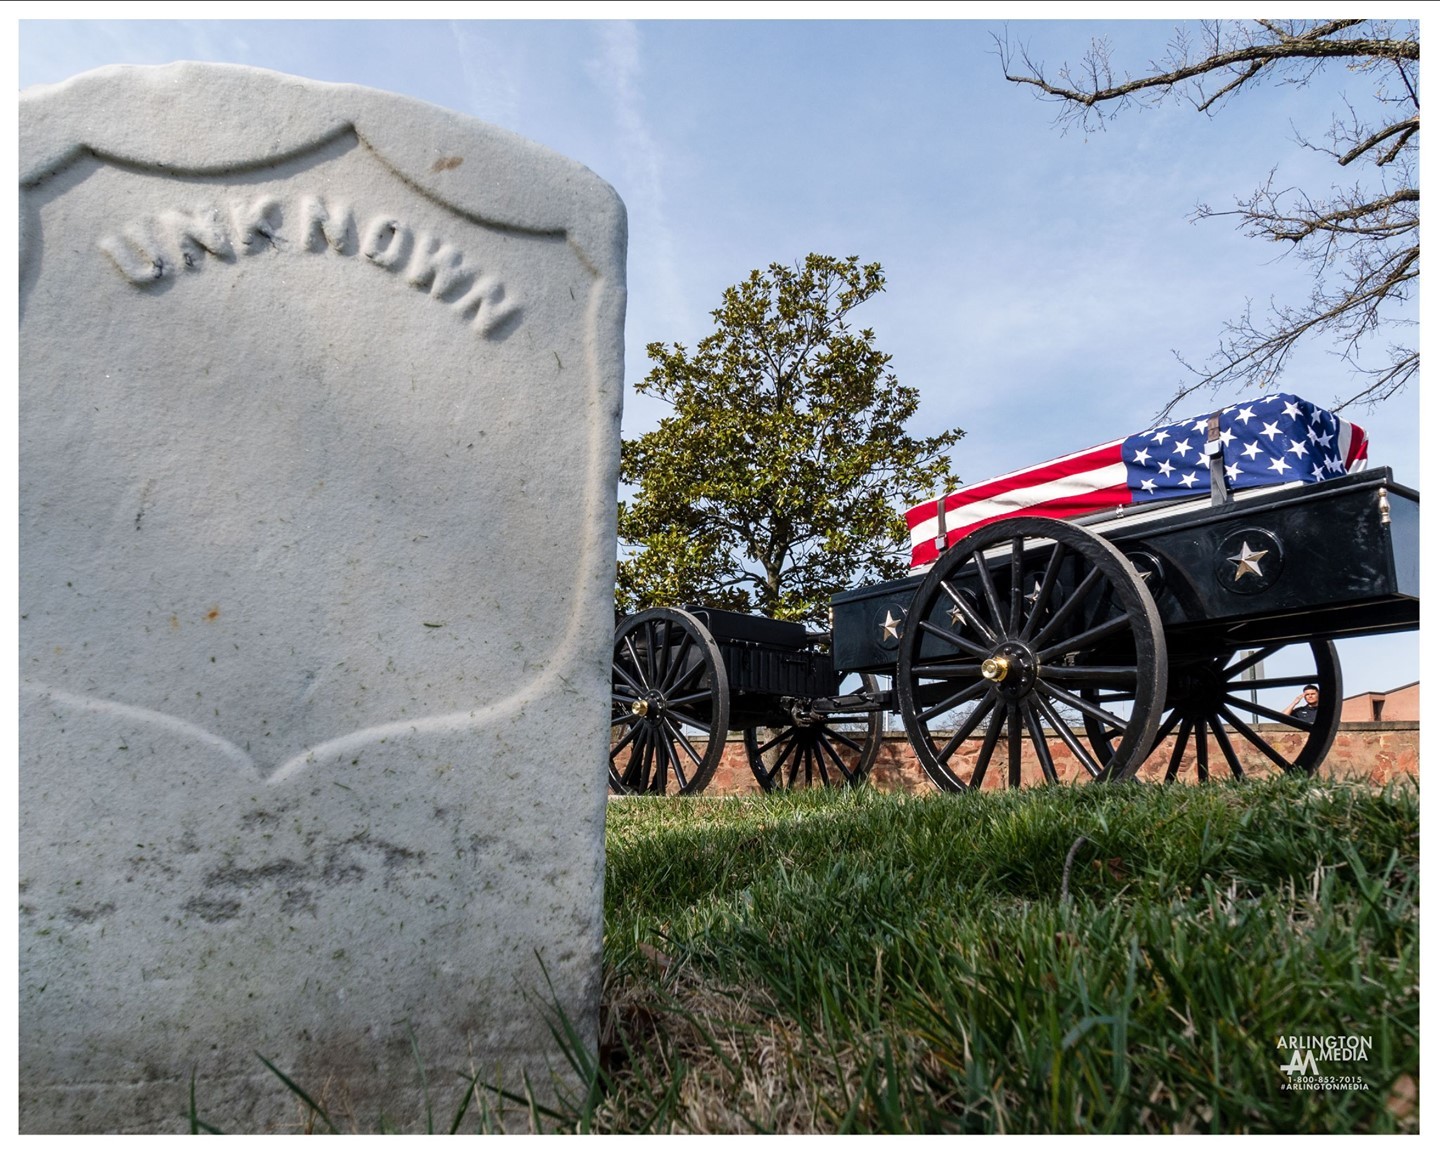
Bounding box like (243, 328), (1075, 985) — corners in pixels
(19, 63), (625, 1133)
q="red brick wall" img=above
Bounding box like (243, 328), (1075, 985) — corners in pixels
(707, 723), (1418, 794)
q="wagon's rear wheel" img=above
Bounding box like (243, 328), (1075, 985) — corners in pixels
(896, 517), (1167, 790)
(743, 673), (883, 791)
(610, 608), (730, 795)
(1083, 640), (1342, 780)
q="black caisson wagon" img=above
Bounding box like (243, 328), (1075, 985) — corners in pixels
(609, 396), (1418, 794)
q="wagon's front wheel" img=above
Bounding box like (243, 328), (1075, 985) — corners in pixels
(743, 673), (884, 791)
(1083, 640), (1342, 780)
(610, 608), (730, 795)
(896, 517), (1167, 789)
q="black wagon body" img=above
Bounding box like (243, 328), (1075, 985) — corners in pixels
(610, 467), (1418, 794)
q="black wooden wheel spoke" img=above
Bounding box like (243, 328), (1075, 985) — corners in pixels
(614, 650), (647, 699)
(1034, 691), (1107, 779)
(790, 744), (810, 788)
(1024, 702), (1059, 784)
(1041, 664), (1140, 685)
(1163, 717), (1193, 783)
(1019, 541), (1068, 641)
(1006, 703), (1023, 787)
(917, 677), (992, 726)
(1008, 537), (1025, 634)
(652, 726), (684, 791)
(1040, 681), (1130, 734)
(662, 654), (708, 700)
(969, 702), (1007, 790)
(1029, 564), (1106, 650)
(938, 581), (1000, 647)
(764, 735), (801, 788)
(825, 727), (867, 755)
(667, 720), (709, 770)
(911, 659), (986, 678)
(1037, 613), (1133, 663)
(670, 712), (715, 737)
(666, 688), (717, 711)
(972, 551), (1007, 636)
(1223, 645), (1280, 678)
(933, 695), (997, 767)
(1211, 716), (1246, 781)
(811, 743), (833, 786)
(818, 734), (864, 783)
(610, 720), (641, 757)
(1222, 693), (1312, 730)
(618, 738), (639, 789)
(640, 623), (660, 689)
(1195, 717), (1210, 783)
(1219, 704), (1294, 771)
(917, 620), (992, 661)
(1235, 673), (1330, 692)
(648, 619), (672, 686)
(753, 728), (787, 757)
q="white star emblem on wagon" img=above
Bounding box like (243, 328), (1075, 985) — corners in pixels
(880, 609), (904, 641)
(1228, 540), (1269, 582)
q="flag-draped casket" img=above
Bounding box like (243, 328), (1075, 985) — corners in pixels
(905, 393), (1369, 569)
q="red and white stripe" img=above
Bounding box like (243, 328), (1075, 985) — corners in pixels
(905, 440), (1130, 569)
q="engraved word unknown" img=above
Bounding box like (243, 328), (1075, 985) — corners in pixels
(98, 194), (520, 337)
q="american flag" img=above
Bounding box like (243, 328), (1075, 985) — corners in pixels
(906, 394), (1369, 568)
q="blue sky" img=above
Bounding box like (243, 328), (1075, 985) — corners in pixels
(16, 13), (1422, 694)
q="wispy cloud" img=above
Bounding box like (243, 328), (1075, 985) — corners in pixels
(588, 21), (688, 343)
(447, 21), (520, 128)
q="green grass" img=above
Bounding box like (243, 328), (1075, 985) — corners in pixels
(590, 777), (1418, 1134)
(189, 776), (1417, 1133)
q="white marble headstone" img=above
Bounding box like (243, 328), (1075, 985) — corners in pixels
(19, 63), (624, 1133)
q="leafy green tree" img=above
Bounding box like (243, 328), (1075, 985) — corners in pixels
(617, 254), (962, 625)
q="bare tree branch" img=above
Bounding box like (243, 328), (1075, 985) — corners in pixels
(1000, 19), (1419, 413)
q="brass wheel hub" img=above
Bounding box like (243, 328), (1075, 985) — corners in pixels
(981, 656), (1010, 682)
(984, 641), (1038, 700)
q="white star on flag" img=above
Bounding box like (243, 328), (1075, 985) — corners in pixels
(1288, 438), (1309, 458)
(1235, 406), (1256, 424)
(1157, 460), (1174, 476)
(1282, 400), (1304, 419)
(1132, 447), (1151, 465)
(1268, 456), (1291, 475)
(1242, 441), (1262, 459)
(1179, 471), (1199, 487)
(1172, 438), (1192, 458)
(1261, 421), (1283, 440)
